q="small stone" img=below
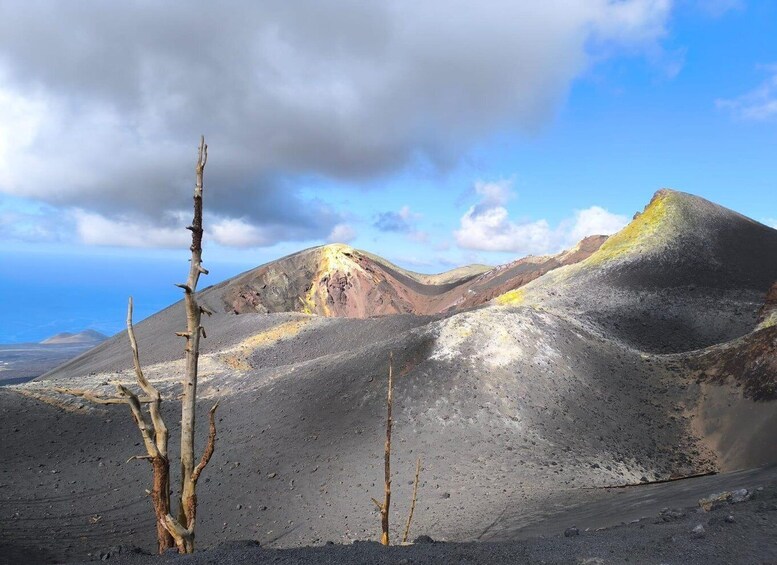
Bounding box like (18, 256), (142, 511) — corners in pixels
(414, 535), (434, 544)
(564, 526), (580, 537)
(659, 508), (685, 522)
(267, 472), (277, 478)
(691, 524), (705, 538)
(441, 492), (451, 499)
(724, 515), (735, 523)
(730, 489), (750, 503)
(640, 476), (649, 483)
(236, 504), (242, 510)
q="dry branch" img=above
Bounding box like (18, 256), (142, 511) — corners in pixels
(402, 457), (422, 544)
(192, 402), (219, 483)
(373, 352), (393, 545)
(125, 298), (175, 551)
(53, 387), (134, 405)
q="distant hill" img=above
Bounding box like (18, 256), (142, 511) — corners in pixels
(39, 329), (108, 345)
(211, 237), (604, 318)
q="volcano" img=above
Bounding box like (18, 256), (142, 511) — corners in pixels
(2, 189), (777, 564)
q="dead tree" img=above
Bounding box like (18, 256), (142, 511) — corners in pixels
(164, 135), (216, 553)
(371, 352), (393, 545)
(59, 136), (218, 554)
(402, 456), (421, 544)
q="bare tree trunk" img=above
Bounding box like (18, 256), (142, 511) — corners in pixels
(370, 353), (393, 545)
(151, 456), (174, 552)
(382, 353), (393, 545)
(402, 457), (421, 544)
(176, 135), (209, 541)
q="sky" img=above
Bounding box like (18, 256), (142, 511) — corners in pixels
(0, 0), (776, 342)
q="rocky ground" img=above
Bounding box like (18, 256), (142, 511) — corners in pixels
(71, 467), (777, 564)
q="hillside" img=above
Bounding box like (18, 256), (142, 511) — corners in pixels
(211, 237), (605, 318)
(2, 190), (777, 563)
(499, 189), (777, 352)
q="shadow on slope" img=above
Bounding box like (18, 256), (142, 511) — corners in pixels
(502, 190), (777, 353)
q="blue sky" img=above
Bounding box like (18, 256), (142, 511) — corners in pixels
(0, 1), (776, 342)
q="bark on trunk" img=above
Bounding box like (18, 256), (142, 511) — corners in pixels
(178, 137), (207, 532)
(152, 456), (174, 552)
(381, 353), (393, 546)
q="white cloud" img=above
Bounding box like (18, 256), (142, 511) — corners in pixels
(473, 180), (514, 208)
(327, 223), (357, 243)
(0, 1), (673, 247)
(717, 66), (777, 121)
(456, 206), (553, 254)
(73, 210), (189, 248)
(455, 180), (628, 255)
(568, 206), (630, 243)
(210, 218), (274, 248)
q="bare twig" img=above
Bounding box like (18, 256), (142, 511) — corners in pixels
(54, 387), (151, 405)
(191, 402), (219, 483)
(379, 352), (393, 545)
(127, 297), (168, 456)
(402, 457), (422, 544)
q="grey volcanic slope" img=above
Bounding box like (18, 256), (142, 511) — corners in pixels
(2, 189), (777, 564)
(510, 189), (777, 353)
(4, 306), (712, 563)
(69, 467), (777, 565)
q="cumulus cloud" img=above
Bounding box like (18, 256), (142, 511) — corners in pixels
(716, 66), (777, 121)
(327, 223), (357, 243)
(73, 210), (189, 248)
(455, 180), (628, 255)
(0, 0), (671, 247)
(567, 205), (631, 243)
